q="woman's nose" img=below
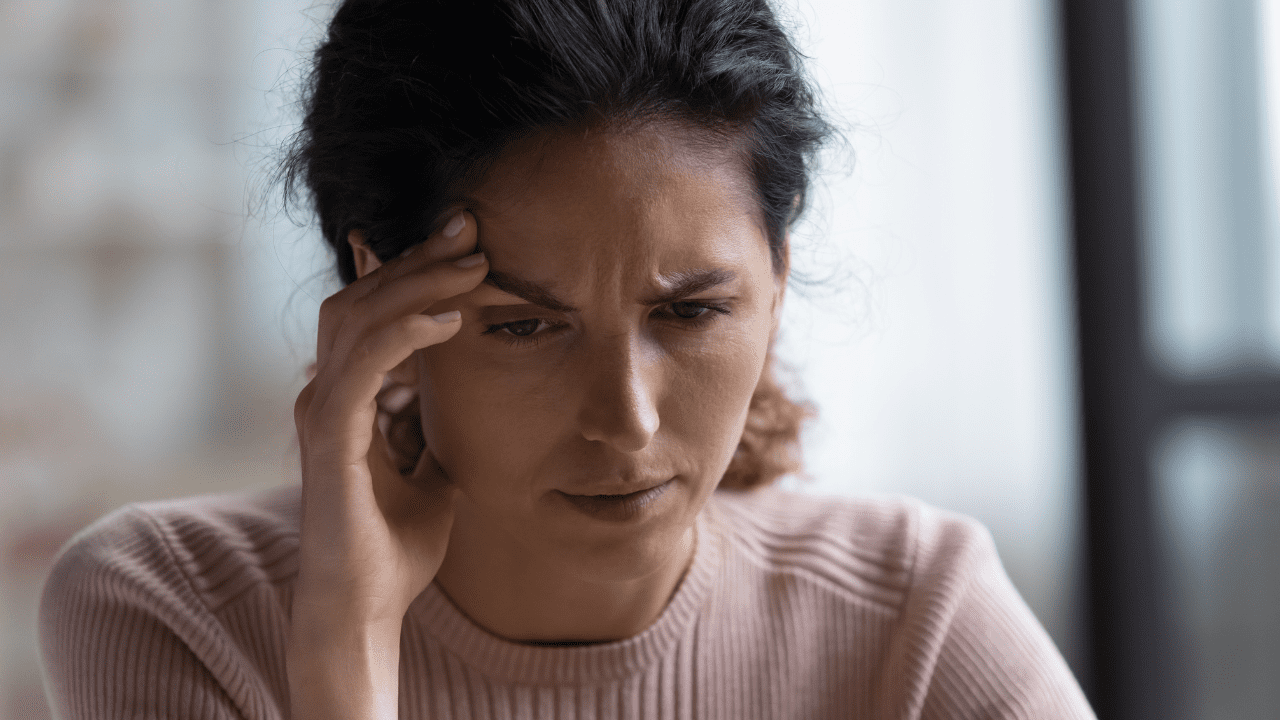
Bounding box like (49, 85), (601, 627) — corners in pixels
(576, 338), (660, 452)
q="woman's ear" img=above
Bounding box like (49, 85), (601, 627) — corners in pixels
(349, 229), (382, 278)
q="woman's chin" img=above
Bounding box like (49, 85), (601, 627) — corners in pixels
(452, 475), (705, 583)
(549, 520), (698, 586)
(535, 485), (700, 583)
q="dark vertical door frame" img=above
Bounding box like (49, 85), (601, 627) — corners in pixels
(1058, 0), (1180, 718)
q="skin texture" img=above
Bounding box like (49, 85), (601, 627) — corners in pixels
(289, 121), (784, 720)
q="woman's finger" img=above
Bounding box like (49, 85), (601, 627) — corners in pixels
(350, 253), (486, 333)
(321, 256), (485, 373)
(348, 211), (477, 300)
(316, 211), (478, 364)
(310, 313), (461, 445)
(317, 252), (485, 369)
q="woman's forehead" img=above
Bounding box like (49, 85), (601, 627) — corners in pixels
(468, 122), (759, 225)
(471, 207), (769, 309)
(465, 127), (770, 298)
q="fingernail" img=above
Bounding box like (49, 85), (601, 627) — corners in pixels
(454, 252), (485, 269)
(442, 212), (466, 238)
(430, 310), (462, 324)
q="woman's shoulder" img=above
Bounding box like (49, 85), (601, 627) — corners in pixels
(39, 485), (301, 719)
(707, 486), (1095, 718)
(708, 485), (997, 603)
(44, 484), (302, 611)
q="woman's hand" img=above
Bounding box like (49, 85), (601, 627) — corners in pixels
(287, 212), (486, 720)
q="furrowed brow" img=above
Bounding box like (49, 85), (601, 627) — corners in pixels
(482, 270), (578, 313)
(482, 267), (738, 311)
(641, 268), (738, 305)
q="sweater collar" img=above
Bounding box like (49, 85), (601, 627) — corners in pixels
(407, 501), (724, 685)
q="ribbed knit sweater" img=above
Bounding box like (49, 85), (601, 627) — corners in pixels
(38, 485), (1094, 719)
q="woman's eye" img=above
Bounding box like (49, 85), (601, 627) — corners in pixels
(484, 303), (727, 349)
(659, 301), (730, 328)
(502, 319), (543, 337)
(482, 318), (558, 348)
(670, 302), (709, 319)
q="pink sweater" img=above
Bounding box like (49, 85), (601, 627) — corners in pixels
(38, 485), (1094, 719)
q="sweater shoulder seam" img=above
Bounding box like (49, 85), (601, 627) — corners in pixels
(129, 503), (221, 621)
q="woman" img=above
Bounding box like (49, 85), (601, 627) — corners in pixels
(39, 0), (1095, 718)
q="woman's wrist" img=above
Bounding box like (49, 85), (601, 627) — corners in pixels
(287, 614), (403, 720)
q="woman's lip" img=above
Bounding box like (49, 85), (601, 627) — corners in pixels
(560, 479), (671, 498)
(554, 479), (674, 522)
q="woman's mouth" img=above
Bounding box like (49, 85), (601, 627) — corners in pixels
(554, 479), (674, 522)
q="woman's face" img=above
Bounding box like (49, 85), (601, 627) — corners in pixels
(417, 122), (783, 580)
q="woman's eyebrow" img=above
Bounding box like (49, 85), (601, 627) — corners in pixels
(640, 268), (738, 305)
(483, 269), (578, 312)
(481, 267), (739, 311)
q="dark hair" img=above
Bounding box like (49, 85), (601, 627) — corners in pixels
(284, 0), (828, 488)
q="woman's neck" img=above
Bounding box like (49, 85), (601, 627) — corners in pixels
(432, 506), (697, 644)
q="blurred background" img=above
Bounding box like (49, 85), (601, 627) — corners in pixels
(0, 0), (1275, 718)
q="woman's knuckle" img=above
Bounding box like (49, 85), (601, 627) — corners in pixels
(392, 315), (421, 334)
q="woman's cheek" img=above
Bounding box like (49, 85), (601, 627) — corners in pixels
(665, 328), (769, 453)
(418, 342), (567, 483)
(416, 344), (495, 479)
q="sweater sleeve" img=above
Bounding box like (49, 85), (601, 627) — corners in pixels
(900, 507), (1095, 720)
(38, 505), (269, 720)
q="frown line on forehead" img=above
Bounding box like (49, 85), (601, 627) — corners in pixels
(482, 267), (738, 312)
